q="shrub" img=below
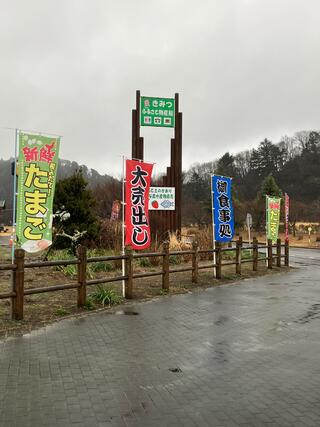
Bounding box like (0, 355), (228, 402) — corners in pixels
(83, 300), (95, 310)
(91, 261), (113, 273)
(169, 255), (181, 265)
(139, 257), (152, 268)
(55, 307), (70, 316)
(89, 285), (122, 306)
(96, 219), (122, 250)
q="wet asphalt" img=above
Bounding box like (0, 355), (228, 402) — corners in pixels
(0, 248), (320, 426)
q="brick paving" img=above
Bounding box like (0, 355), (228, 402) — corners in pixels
(0, 249), (320, 426)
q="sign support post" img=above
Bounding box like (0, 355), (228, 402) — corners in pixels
(11, 128), (18, 264)
(132, 90), (182, 238)
(211, 176), (216, 276)
(211, 175), (234, 277)
(121, 156), (125, 298)
(246, 213), (252, 254)
(265, 195), (268, 265)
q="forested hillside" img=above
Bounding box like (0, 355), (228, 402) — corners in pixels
(182, 130), (320, 227)
(0, 159), (119, 224)
(1, 130), (319, 228)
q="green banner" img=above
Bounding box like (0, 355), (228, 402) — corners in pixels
(140, 96), (175, 127)
(16, 132), (60, 253)
(266, 196), (281, 243)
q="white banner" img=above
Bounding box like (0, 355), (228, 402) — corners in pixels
(148, 187), (175, 210)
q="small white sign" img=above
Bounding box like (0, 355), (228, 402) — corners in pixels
(246, 213), (252, 228)
(149, 187), (175, 210)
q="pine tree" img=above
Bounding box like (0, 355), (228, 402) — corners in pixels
(258, 173), (282, 199)
(53, 169), (100, 245)
(254, 174), (282, 228)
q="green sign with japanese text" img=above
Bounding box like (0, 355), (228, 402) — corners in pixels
(140, 96), (175, 127)
(16, 132), (60, 253)
(266, 196), (281, 243)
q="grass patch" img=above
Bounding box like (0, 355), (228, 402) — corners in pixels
(139, 257), (152, 268)
(91, 261), (113, 273)
(222, 249), (253, 261)
(83, 300), (95, 310)
(169, 255), (181, 265)
(89, 285), (122, 306)
(55, 306), (70, 316)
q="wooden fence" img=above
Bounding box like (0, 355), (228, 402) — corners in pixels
(0, 237), (289, 320)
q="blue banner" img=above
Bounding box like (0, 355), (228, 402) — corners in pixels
(212, 175), (234, 242)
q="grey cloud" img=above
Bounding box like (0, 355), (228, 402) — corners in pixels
(0, 0), (319, 177)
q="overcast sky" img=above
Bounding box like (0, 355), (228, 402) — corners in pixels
(0, 0), (319, 177)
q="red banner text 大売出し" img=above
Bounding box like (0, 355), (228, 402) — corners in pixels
(125, 159), (153, 250)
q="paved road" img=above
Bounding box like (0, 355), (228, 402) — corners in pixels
(0, 249), (320, 426)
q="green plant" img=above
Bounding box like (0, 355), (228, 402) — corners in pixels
(83, 300), (95, 310)
(48, 250), (77, 277)
(222, 273), (237, 280)
(169, 255), (181, 265)
(91, 261), (113, 273)
(139, 257), (152, 268)
(242, 249), (252, 260)
(62, 264), (77, 277)
(222, 250), (236, 260)
(53, 170), (100, 247)
(89, 285), (122, 306)
(55, 306), (70, 316)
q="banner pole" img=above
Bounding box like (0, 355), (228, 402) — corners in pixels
(211, 175), (216, 277)
(121, 156), (125, 297)
(265, 195), (268, 266)
(11, 129), (18, 263)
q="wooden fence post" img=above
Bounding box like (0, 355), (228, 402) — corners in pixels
(215, 243), (222, 279)
(236, 237), (242, 275)
(77, 245), (87, 308)
(276, 238), (281, 268)
(285, 239), (289, 267)
(12, 249), (25, 320)
(192, 241), (199, 284)
(125, 247), (133, 299)
(253, 237), (258, 271)
(267, 239), (273, 269)
(162, 241), (170, 291)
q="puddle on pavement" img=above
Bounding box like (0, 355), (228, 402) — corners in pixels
(114, 310), (139, 316)
(267, 282), (282, 286)
(295, 304), (320, 324)
(213, 348), (228, 363)
(214, 315), (228, 326)
(169, 367), (182, 373)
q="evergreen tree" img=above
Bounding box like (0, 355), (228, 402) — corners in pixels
(254, 174), (282, 228)
(258, 173), (282, 199)
(53, 170), (100, 244)
(215, 152), (236, 178)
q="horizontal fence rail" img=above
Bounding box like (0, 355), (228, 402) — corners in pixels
(0, 238), (289, 320)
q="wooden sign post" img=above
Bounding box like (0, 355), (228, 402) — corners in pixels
(131, 90), (182, 238)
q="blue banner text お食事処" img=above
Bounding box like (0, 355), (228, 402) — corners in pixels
(212, 175), (234, 243)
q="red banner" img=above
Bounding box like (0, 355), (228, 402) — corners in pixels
(110, 200), (121, 221)
(285, 193), (289, 242)
(125, 159), (153, 250)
